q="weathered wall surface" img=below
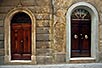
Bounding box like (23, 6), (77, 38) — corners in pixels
(0, 0), (102, 64)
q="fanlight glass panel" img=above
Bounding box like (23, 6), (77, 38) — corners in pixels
(71, 9), (91, 20)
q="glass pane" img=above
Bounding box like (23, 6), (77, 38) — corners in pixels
(71, 9), (91, 20)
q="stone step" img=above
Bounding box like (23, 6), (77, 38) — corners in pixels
(0, 63), (102, 68)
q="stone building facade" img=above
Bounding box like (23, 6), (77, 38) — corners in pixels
(0, 0), (102, 65)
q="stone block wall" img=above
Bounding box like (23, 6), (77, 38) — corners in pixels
(0, 0), (102, 65)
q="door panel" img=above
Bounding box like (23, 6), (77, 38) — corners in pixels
(71, 20), (91, 57)
(11, 23), (31, 60)
(71, 25), (79, 50)
(23, 26), (31, 53)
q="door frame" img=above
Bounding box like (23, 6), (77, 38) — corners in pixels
(4, 7), (36, 64)
(66, 2), (99, 62)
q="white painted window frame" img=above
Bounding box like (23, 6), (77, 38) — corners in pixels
(66, 2), (99, 61)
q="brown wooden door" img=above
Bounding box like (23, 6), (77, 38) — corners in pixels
(71, 20), (91, 57)
(11, 23), (31, 60)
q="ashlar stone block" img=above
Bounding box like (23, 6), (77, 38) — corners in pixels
(36, 41), (51, 48)
(36, 20), (50, 27)
(37, 27), (51, 34)
(0, 0), (19, 6)
(35, 14), (51, 20)
(0, 27), (4, 34)
(36, 49), (52, 56)
(36, 34), (51, 41)
(36, 56), (53, 64)
(0, 34), (4, 41)
(0, 20), (3, 27)
(35, 0), (51, 6)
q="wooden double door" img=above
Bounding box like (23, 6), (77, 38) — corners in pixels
(71, 20), (91, 57)
(11, 23), (31, 60)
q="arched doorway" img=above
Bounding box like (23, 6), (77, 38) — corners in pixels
(11, 12), (31, 60)
(4, 8), (36, 63)
(66, 2), (99, 61)
(71, 9), (91, 57)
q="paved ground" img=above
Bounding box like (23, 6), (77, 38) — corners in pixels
(0, 63), (102, 68)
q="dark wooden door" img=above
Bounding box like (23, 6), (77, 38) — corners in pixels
(11, 23), (31, 60)
(71, 20), (91, 57)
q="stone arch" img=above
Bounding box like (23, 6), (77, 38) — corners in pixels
(4, 7), (36, 64)
(66, 2), (99, 61)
